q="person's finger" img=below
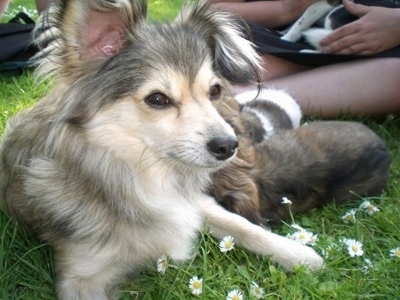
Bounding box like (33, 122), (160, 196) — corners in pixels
(346, 46), (355, 54)
(320, 22), (360, 47)
(322, 34), (364, 53)
(342, 0), (371, 18)
(334, 41), (372, 55)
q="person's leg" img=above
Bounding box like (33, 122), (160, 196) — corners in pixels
(263, 58), (400, 118)
(209, 0), (319, 27)
(0, 0), (10, 17)
(260, 54), (312, 80)
(210, 2), (282, 27)
(208, 0), (246, 3)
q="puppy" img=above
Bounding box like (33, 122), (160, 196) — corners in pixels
(281, 0), (400, 50)
(208, 88), (391, 225)
(0, 0), (323, 299)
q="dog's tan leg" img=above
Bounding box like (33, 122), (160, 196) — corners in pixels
(200, 197), (323, 272)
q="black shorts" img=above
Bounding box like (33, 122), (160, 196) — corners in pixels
(246, 22), (400, 66)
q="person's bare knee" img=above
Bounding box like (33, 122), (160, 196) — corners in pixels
(260, 54), (311, 81)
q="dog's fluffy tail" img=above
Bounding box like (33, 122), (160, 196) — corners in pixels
(302, 28), (332, 51)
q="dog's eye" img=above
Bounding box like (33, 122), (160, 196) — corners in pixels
(145, 93), (171, 108)
(210, 84), (221, 100)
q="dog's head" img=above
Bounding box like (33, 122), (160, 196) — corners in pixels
(33, 0), (262, 173)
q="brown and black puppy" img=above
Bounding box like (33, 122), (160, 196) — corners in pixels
(212, 90), (391, 225)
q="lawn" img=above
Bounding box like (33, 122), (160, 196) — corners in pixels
(1, 1), (399, 299)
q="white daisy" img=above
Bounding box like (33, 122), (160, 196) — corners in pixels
(226, 289), (243, 300)
(343, 238), (364, 257)
(156, 255), (168, 274)
(281, 197), (292, 205)
(308, 232), (318, 245)
(250, 281), (265, 299)
(288, 230), (318, 246)
(188, 276), (203, 295)
(359, 200), (380, 215)
(341, 209), (357, 224)
(321, 243), (338, 258)
(389, 247), (400, 258)
(219, 235), (235, 253)
(361, 258), (373, 274)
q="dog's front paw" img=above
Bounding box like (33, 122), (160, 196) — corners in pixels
(289, 243), (324, 272)
(270, 236), (324, 272)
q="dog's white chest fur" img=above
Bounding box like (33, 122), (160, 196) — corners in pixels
(84, 115), (207, 263)
(131, 185), (204, 261)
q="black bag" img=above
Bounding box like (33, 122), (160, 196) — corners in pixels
(0, 12), (38, 76)
(247, 22), (400, 66)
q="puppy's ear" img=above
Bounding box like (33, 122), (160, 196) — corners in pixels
(35, 0), (147, 80)
(176, 2), (262, 84)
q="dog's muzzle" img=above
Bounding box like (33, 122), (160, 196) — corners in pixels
(207, 136), (238, 161)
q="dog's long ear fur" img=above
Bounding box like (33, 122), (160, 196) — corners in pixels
(34, 0), (147, 82)
(176, 2), (262, 84)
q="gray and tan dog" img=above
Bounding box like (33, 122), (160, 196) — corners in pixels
(0, 1), (324, 299)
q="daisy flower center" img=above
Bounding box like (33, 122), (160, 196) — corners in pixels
(225, 241), (232, 248)
(193, 281), (201, 289)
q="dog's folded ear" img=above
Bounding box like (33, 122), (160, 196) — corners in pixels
(176, 3), (262, 84)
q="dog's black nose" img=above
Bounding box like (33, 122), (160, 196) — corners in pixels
(207, 136), (238, 161)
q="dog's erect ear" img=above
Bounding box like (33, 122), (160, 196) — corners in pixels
(176, 3), (262, 84)
(61, 0), (146, 59)
(35, 0), (147, 80)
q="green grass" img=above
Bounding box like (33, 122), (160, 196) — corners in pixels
(1, 1), (400, 299)
(1, 0), (38, 22)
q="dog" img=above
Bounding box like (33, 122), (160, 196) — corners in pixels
(281, 0), (400, 50)
(210, 88), (391, 225)
(0, 0), (325, 299)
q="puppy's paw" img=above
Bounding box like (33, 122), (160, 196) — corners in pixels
(302, 28), (332, 51)
(281, 31), (301, 42)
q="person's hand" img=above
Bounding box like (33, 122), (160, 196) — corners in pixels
(320, 0), (400, 55)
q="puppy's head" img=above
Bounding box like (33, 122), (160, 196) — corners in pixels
(35, 0), (262, 171)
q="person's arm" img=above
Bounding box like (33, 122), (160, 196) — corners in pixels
(210, 0), (318, 28)
(320, 0), (400, 55)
